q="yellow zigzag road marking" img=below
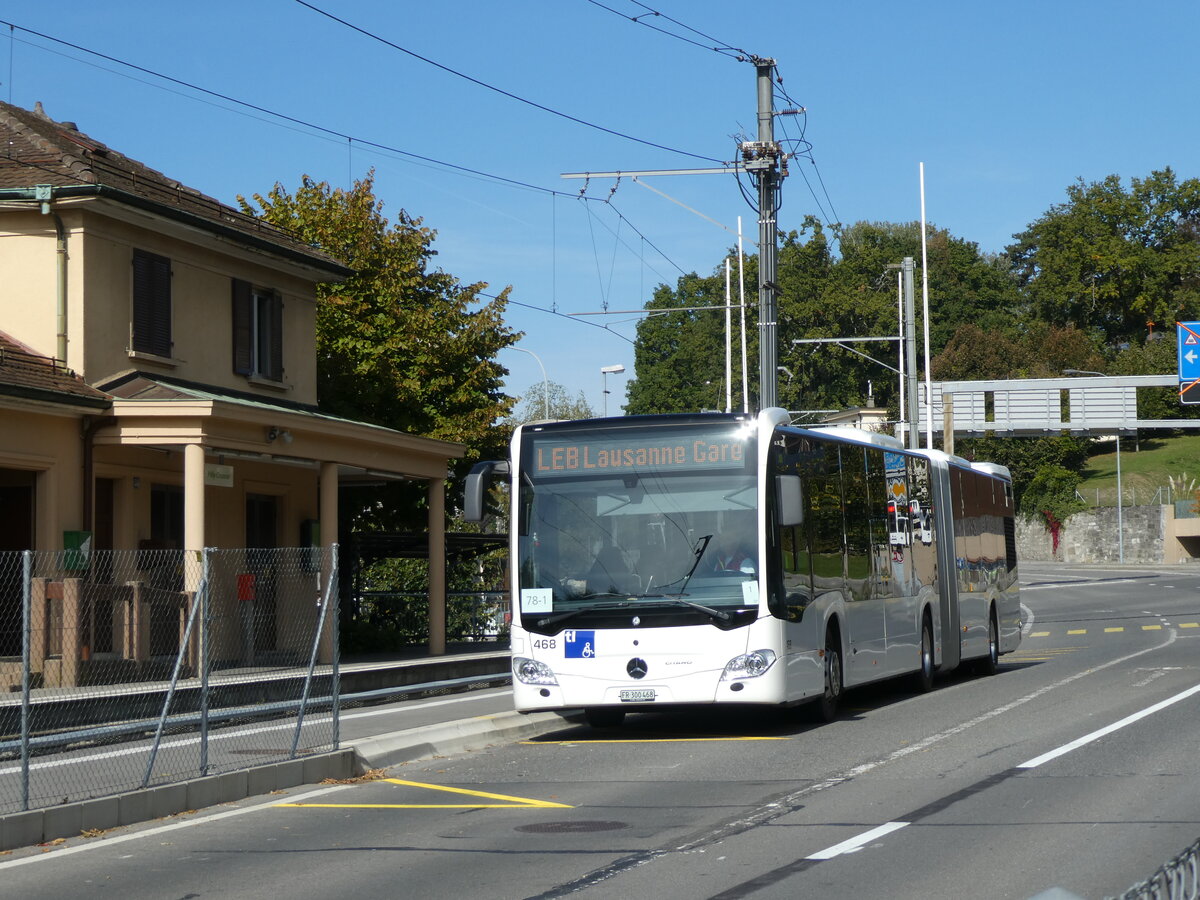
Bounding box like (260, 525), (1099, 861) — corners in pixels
(277, 778), (572, 810)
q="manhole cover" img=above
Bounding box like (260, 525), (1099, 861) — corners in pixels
(515, 821), (628, 834)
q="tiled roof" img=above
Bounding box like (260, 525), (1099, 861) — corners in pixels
(0, 100), (350, 275)
(0, 331), (109, 406)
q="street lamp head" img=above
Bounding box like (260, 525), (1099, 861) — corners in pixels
(600, 364), (626, 375)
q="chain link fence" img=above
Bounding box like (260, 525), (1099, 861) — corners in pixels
(0, 546), (339, 815)
(1113, 835), (1200, 900)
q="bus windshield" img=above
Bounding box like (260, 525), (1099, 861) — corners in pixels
(516, 422), (759, 626)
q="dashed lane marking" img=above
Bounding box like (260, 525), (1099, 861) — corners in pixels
(1023, 622), (1197, 638)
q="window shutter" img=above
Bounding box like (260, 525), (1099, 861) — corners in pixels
(132, 250), (171, 358)
(232, 279), (253, 375)
(268, 292), (283, 381)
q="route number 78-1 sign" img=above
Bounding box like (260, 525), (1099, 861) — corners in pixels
(1177, 321), (1200, 405)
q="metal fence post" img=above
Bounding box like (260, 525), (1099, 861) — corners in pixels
(290, 544), (337, 759)
(20, 550), (31, 812)
(141, 551), (205, 789)
(199, 548), (212, 778)
(331, 544), (341, 751)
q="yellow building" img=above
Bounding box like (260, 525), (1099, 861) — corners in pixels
(0, 100), (464, 671)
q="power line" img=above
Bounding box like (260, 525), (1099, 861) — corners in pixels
(293, 0), (724, 165)
(582, 0), (751, 60)
(484, 291), (637, 345)
(1, 18), (693, 280)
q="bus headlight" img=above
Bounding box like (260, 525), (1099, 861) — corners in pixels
(513, 656), (559, 685)
(721, 649), (777, 680)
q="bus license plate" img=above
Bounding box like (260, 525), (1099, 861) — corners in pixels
(619, 689), (656, 702)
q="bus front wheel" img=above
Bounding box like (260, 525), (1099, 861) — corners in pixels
(813, 632), (843, 722)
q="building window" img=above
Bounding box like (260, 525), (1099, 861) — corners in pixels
(132, 249), (172, 358)
(232, 279), (283, 381)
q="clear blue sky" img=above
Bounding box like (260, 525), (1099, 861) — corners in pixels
(3, 1), (1197, 415)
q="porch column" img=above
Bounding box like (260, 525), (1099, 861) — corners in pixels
(428, 477), (446, 655)
(183, 443), (205, 592)
(319, 462), (339, 664)
(319, 462), (339, 548)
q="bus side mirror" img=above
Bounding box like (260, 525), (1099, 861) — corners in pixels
(776, 475), (803, 526)
(464, 459), (510, 522)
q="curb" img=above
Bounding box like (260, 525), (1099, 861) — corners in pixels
(350, 710), (577, 770)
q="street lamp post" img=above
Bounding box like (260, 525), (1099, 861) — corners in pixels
(507, 347), (550, 420)
(601, 364), (625, 417)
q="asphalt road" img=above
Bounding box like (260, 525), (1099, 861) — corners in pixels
(3, 563), (1199, 899)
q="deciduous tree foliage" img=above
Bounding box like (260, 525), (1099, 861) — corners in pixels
(509, 380), (594, 424)
(628, 218), (1023, 415)
(238, 172), (519, 532)
(1008, 168), (1200, 345)
(238, 172), (518, 458)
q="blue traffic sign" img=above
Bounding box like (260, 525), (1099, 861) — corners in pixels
(1177, 322), (1200, 404)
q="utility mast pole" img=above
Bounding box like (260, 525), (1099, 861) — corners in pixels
(563, 57), (789, 413)
(744, 58), (785, 411)
(902, 257), (920, 450)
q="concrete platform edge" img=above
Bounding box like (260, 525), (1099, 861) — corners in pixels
(350, 710), (576, 770)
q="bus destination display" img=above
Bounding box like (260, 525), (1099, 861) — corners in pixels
(531, 432), (749, 478)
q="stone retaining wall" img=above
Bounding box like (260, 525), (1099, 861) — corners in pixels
(1015, 506), (1167, 564)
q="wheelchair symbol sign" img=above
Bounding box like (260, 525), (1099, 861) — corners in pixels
(564, 630), (596, 659)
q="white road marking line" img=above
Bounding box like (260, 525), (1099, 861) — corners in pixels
(1018, 679), (1200, 769)
(0, 784), (351, 870)
(806, 821), (909, 859)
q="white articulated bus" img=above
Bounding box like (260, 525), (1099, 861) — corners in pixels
(465, 407), (1020, 727)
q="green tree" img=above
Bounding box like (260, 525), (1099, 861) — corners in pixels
(956, 433), (1091, 509)
(239, 172), (517, 453)
(627, 218), (1027, 415)
(509, 380), (595, 424)
(238, 172), (519, 531)
(932, 322), (1105, 381)
(1008, 168), (1200, 346)
(626, 270), (742, 414)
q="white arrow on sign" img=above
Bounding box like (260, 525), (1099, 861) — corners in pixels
(1187, 350), (1198, 365)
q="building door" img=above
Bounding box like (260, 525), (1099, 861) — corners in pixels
(246, 494), (278, 654)
(0, 470), (35, 657)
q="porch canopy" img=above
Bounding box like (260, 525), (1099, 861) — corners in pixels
(95, 373), (466, 653)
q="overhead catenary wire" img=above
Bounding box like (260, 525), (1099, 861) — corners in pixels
(0, 18), (692, 290)
(581, 0), (751, 60)
(294, 0), (724, 165)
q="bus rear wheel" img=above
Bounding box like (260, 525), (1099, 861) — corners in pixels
(585, 707), (626, 728)
(975, 610), (999, 677)
(912, 615), (935, 693)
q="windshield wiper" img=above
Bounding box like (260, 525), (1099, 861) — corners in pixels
(653, 596), (732, 623)
(534, 600), (632, 629)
